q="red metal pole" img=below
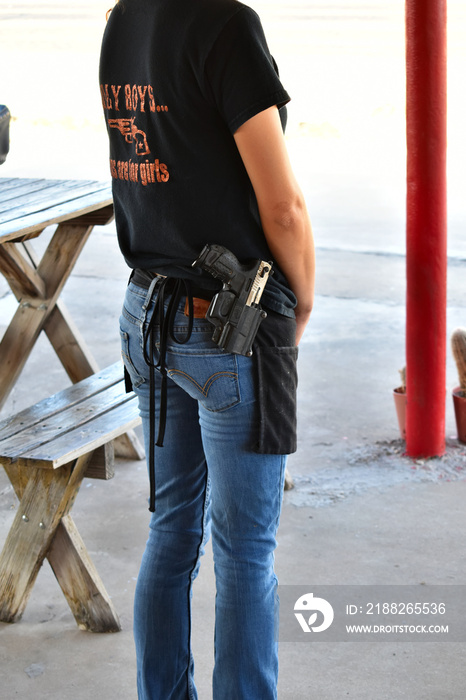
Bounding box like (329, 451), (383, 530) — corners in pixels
(405, 0), (447, 456)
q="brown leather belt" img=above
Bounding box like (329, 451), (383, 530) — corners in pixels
(131, 268), (214, 319)
(184, 296), (211, 318)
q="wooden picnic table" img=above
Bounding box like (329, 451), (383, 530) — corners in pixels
(0, 178), (144, 632)
(0, 177), (114, 408)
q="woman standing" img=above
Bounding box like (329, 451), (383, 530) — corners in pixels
(100, 1), (314, 697)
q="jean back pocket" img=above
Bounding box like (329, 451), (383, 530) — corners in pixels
(166, 349), (240, 412)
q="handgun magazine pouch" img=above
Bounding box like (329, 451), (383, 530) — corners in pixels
(254, 344), (298, 455)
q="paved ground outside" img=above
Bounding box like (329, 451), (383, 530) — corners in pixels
(1, 2), (466, 698)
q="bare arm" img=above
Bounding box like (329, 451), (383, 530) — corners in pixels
(233, 106), (315, 344)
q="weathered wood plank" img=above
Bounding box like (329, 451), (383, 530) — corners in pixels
(2, 461), (30, 502)
(13, 241), (100, 383)
(0, 241), (47, 298)
(114, 430), (145, 461)
(0, 299), (51, 408)
(66, 203), (114, 227)
(0, 223), (94, 408)
(47, 514), (121, 632)
(0, 382), (135, 458)
(84, 443), (115, 480)
(43, 299), (101, 383)
(0, 189), (112, 242)
(0, 179), (108, 218)
(0, 179), (55, 204)
(0, 362), (124, 440)
(0, 453), (90, 623)
(17, 399), (140, 468)
(2, 455), (119, 630)
(36, 223), (94, 305)
(0, 180), (67, 209)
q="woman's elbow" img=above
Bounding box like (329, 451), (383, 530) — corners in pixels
(268, 195), (307, 233)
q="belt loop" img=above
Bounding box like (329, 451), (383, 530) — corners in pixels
(141, 277), (160, 328)
(142, 276), (159, 311)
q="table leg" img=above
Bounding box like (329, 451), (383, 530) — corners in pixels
(43, 300), (100, 382)
(0, 223), (94, 408)
(0, 454), (90, 623)
(0, 453), (121, 632)
(0, 240), (46, 297)
(47, 514), (121, 632)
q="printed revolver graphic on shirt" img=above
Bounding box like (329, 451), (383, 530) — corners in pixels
(108, 117), (150, 156)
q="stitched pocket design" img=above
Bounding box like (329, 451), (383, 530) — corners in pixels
(166, 351), (240, 412)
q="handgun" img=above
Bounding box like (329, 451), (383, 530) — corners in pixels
(192, 244), (272, 357)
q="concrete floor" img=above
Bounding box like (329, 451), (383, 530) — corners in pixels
(0, 203), (465, 698)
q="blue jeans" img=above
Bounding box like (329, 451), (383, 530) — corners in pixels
(120, 281), (287, 700)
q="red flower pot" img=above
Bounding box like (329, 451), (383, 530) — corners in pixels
(452, 387), (466, 443)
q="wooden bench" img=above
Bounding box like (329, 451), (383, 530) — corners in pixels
(0, 362), (143, 632)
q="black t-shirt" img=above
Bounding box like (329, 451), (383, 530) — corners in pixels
(99, 0), (295, 315)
